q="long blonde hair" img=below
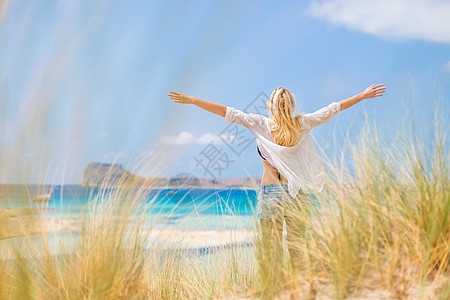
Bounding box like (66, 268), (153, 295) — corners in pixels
(267, 87), (302, 147)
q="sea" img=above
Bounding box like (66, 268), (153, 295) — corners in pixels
(0, 185), (259, 230)
(1, 185), (260, 257)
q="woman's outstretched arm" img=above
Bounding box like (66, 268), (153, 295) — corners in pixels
(168, 91), (227, 117)
(339, 84), (386, 111)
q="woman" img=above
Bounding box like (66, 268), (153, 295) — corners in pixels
(168, 84), (386, 268)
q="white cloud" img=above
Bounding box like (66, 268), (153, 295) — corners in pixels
(445, 61), (450, 72)
(310, 0), (450, 44)
(196, 133), (225, 145)
(160, 131), (195, 145)
(160, 131), (234, 145)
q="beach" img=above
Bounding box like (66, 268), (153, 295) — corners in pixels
(0, 207), (257, 260)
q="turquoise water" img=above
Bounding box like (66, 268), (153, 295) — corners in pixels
(1, 185), (260, 231)
(1, 185), (260, 258)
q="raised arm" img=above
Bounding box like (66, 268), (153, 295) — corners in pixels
(302, 84), (386, 129)
(168, 90), (265, 133)
(339, 84), (386, 111)
(168, 91), (227, 117)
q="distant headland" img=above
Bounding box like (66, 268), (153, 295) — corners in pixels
(82, 163), (261, 190)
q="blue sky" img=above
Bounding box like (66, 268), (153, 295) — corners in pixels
(0, 0), (449, 184)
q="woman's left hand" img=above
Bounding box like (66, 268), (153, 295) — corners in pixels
(168, 91), (195, 104)
(361, 84), (386, 99)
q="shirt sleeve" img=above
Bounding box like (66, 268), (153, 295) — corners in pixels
(224, 106), (265, 132)
(302, 102), (341, 129)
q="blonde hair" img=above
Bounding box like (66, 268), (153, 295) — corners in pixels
(267, 87), (302, 147)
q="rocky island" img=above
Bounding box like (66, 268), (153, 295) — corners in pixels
(82, 163), (261, 189)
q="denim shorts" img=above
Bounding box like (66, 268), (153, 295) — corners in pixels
(256, 183), (316, 222)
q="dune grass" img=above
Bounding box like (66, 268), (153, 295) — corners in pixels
(1, 105), (449, 299)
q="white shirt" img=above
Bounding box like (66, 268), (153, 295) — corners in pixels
(224, 102), (341, 198)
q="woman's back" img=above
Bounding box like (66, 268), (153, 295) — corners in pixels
(224, 101), (342, 197)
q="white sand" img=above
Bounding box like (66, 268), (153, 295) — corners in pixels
(1, 211), (257, 259)
(143, 229), (257, 249)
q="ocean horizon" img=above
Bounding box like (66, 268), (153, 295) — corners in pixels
(0, 184), (260, 231)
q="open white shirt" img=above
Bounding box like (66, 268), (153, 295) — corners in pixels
(224, 102), (341, 198)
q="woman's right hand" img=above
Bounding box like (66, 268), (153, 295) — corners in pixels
(168, 91), (195, 104)
(361, 84), (386, 99)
